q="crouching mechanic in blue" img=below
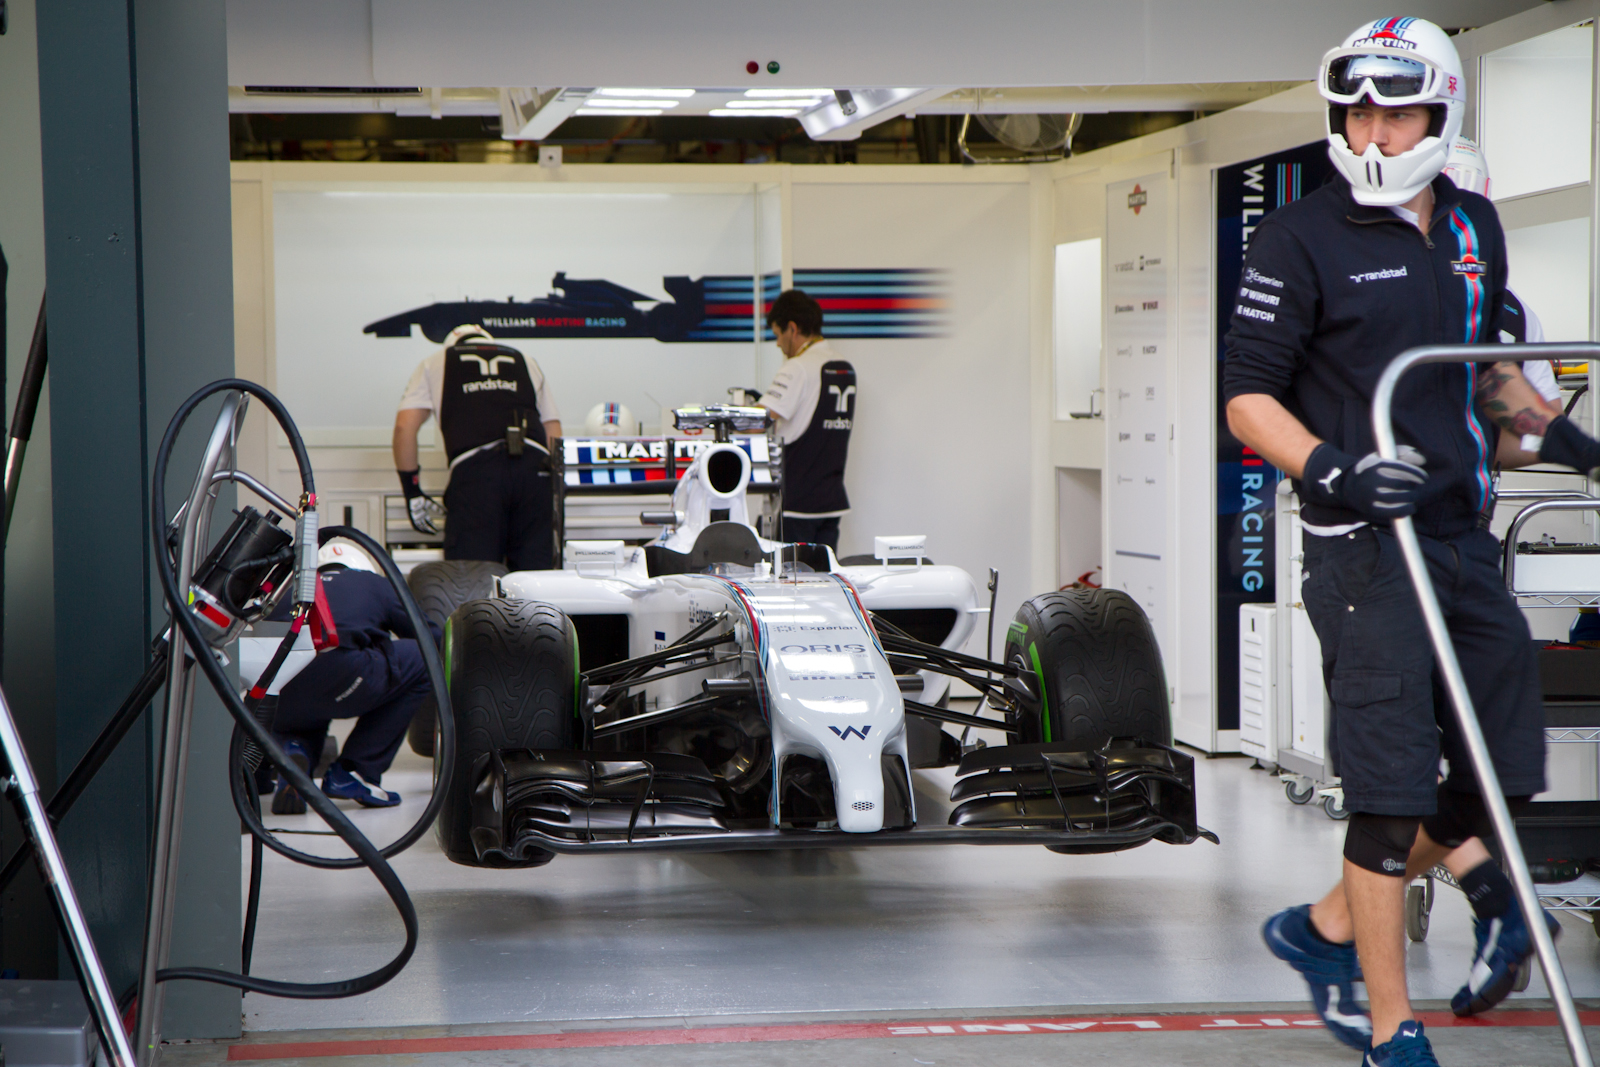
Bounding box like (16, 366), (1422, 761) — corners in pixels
(1225, 17), (1600, 1067)
(268, 541), (440, 813)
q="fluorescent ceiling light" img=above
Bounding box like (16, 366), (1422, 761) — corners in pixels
(744, 88), (830, 97)
(710, 107), (801, 117)
(582, 98), (679, 108)
(721, 99), (818, 109)
(597, 88), (695, 98)
(575, 107), (664, 116)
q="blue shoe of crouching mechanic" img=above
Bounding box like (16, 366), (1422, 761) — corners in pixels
(1365, 1021), (1439, 1066)
(1261, 904), (1371, 1051)
(1451, 904), (1561, 1016)
(322, 762), (400, 808)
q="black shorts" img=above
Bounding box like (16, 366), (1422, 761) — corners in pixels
(443, 447), (554, 571)
(1301, 525), (1544, 815)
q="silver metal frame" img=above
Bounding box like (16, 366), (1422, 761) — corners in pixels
(1373, 341), (1600, 1067)
(134, 395), (251, 1066)
(0, 683), (136, 1067)
(1503, 496), (1600, 606)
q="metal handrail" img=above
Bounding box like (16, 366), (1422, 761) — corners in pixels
(1372, 341), (1600, 1067)
(1503, 497), (1600, 596)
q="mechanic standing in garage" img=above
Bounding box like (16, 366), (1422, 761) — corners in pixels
(392, 324), (563, 569)
(1224, 17), (1600, 1066)
(269, 542), (442, 813)
(758, 289), (855, 549)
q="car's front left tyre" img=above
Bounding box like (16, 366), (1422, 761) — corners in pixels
(437, 598), (577, 867)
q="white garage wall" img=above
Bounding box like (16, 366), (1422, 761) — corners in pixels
(233, 162), (1048, 645)
(271, 183), (762, 440)
(790, 178), (1036, 627)
(1504, 216), (1592, 343)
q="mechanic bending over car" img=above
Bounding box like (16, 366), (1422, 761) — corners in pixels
(757, 289), (856, 550)
(268, 541), (442, 813)
(1224, 17), (1600, 1066)
(392, 324), (564, 569)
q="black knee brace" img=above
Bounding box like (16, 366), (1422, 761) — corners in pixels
(1344, 813), (1421, 876)
(1421, 787), (1533, 850)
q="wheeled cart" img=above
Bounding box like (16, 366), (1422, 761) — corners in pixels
(1375, 342), (1596, 1067)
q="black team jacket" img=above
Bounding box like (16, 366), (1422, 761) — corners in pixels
(1222, 174), (1510, 539)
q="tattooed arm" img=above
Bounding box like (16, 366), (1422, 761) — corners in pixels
(1478, 362), (1566, 468)
(1477, 361), (1554, 437)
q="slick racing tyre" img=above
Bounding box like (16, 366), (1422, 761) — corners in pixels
(406, 560), (508, 757)
(437, 598), (577, 867)
(1003, 588), (1171, 750)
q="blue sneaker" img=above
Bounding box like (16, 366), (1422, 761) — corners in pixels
(1451, 904), (1561, 1016)
(1365, 1020), (1438, 1066)
(1261, 904), (1371, 1051)
(322, 762), (400, 807)
(269, 739), (311, 816)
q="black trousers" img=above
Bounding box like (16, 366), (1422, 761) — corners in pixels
(272, 640), (431, 783)
(443, 447), (554, 571)
(1301, 525), (1544, 815)
(782, 515), (840, 551)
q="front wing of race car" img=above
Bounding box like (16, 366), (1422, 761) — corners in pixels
(468, 737), (1216, 864)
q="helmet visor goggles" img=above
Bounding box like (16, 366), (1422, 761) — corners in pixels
(1325, 53), (1437, 105)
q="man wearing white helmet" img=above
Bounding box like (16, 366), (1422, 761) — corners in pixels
(1224, 16), (1600, 1065)
(267, 541), (442, 811)
(392, 324), (564, 569)
(1445, 137), (1564, 414)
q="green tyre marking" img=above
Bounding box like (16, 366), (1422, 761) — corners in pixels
(1006, 620), (1028, 643)
(1029, 640), (1051, 743)
(443, 615), (454, 692)
(570, 615), (581, 719)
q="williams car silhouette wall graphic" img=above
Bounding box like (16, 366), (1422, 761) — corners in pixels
(363, 270), (949, 344)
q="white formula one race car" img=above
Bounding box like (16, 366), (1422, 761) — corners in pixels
(418, 407), (1214, 867)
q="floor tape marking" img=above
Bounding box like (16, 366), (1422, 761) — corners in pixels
(227, 1010), (1600, 1060)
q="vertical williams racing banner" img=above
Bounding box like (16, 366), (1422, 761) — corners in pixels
(1214, 142), (1332, 733)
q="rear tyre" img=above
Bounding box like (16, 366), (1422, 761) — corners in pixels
(1003, 588), (1171, 749)
(437, 598), (577, 867)
(406, 561), (509, 756)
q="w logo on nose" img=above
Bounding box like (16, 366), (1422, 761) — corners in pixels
(828, 725), (872, 741)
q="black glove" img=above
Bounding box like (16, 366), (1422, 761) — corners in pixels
(398, 468), (443, 535)
(1537, 416), (1600, 475)
(1301, 443), (1430, 521)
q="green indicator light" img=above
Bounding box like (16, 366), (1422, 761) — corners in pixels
(767, 60), (780, 74)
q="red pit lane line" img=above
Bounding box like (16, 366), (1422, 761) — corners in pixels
(226, 1009), (1600, 1060)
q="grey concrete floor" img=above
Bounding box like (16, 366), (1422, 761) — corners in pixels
(225, 732), (1600, 1063)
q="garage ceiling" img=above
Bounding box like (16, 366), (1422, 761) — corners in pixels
(227, 0), (1545, 140)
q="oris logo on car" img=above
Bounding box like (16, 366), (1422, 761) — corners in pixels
(780, 643), (867, 654)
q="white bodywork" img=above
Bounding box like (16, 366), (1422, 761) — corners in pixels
(500, 442), (986, 833)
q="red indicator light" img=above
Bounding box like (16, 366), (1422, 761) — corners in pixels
(746, 60), (759, 75)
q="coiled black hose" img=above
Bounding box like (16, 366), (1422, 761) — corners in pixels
(151, 379), (453, 999)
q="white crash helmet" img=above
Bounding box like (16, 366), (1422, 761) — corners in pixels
(1319, 17), (1465, 206)
(443, 323), (492, 348)
(583, 402), (636, 437)
(317, 540), (380, 573)
(1443, 135), (1490, 198)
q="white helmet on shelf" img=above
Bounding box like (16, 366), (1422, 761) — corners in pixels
(1319, 17), (1465, 206)
(1443, 135), (1490, 198)
(584, 402), (636, 437)
(317, 539), (380, 573)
